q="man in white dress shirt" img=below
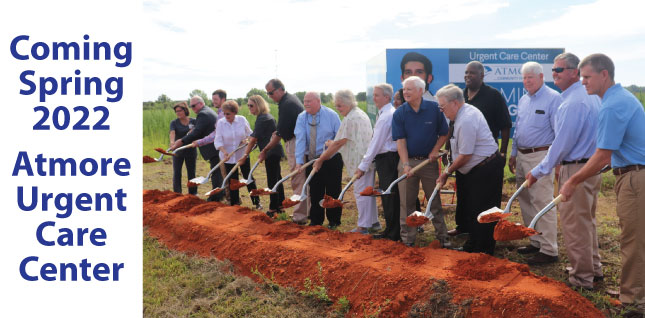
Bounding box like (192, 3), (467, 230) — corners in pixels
(355, 83), (401, 241)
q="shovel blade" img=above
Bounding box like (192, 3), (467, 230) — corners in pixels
(477, 207), (506, 223)
(190, 176), (207, 184)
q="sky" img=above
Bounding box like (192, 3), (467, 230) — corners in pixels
(142, 0), (645, 101)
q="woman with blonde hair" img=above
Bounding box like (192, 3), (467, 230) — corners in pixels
(239, 95), (285, 215)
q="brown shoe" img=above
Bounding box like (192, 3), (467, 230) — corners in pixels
(447, 229), (467, 236)
(526, 252), (558, 265)
(517, 245), (540, 254)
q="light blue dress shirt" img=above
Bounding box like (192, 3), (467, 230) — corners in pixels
(511, 83), (561, 156)
(294, 106), (341, 165)
(597, 83), (645, 168)
(531, 81), (601, 179)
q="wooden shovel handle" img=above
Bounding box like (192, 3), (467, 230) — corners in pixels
(285, 159), (315, 178)
(409, 158), (432, 175)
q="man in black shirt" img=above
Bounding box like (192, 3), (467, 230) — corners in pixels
(463, 61), (512, 160)
(259, 79), (306, 223)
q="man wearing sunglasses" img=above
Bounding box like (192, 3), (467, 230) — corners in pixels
(509, 61), (561, 265)
(260, 79), (306, 224)
(526, 52), (603, 289)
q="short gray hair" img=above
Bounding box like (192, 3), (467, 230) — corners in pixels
(402, 76), (425, 91)
(579, 53), (614, 80)
(436, 84), (465, 103)
(373, 83), (393, 99)
(306, 91), (321, 102)
(521, 61), (543, 75)
(554, 52), (580, 69)
(334, 89), (357, 109)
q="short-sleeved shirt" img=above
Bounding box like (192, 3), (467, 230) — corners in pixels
(451, 103), (499, 174)
(251, 113), (284, 158)
(335, 107), (373, 174)
(170, 117), (196, 140)
(464, 83), (512, 140)
(392, 99), (449, 157)
(276, 92), (304, 141)
(511, 83), (561, 156)
(596, 83), (645, 168)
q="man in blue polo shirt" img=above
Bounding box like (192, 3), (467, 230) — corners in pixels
(561, 53), (645, 316)
(392, 76), (449, 247)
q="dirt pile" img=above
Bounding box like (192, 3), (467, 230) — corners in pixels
(144, 190), (603, 318)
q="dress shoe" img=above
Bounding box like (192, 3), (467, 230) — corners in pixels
(372, 232), (388, 239)
(447, 229), (467, 236)
(517, 245), (540, 254)
(526, 252), (558, 265)
(371, 222), (382, 231)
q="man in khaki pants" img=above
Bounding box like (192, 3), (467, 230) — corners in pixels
(561, 53), (645, 317)
(259, 79), (307, 223)
(509, 62), (561, 265)
(527, 53), (602, 289)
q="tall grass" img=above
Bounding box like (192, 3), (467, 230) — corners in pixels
(143, 100), (367, 157)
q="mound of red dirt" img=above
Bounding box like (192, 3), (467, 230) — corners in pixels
(406, 214), (429, 227)
(359, 186), (381, 196)
(493, 219), (540, 241)
(321, 194), (343, 208)
(144, 190), (603, 318)
(143, 155), (156, 163)
(229, 179), (246, 190)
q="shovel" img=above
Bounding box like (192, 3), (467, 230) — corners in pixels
(318, 174), (358, 208)
(364, 156), (438, 197)
(155, 144), (195, 156)
(406, 162), (452, 226)
(282, 167), (317, 208)
(238, 159), (262, 187)
(189, 143), (248, 187)
(477, 179), (529, 223)
(144, 148), (170, 163)
(204, 161), (243, 197)
(494, 164), (611, 241)
(252, 159), (316, 196)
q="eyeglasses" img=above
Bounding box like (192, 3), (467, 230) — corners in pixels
(189, 103), (198, 108)
(267, 87), (280, 96)
(224, 112), (233, 116)
(552, 67), (576, 73)
(248, 103), (255, 108)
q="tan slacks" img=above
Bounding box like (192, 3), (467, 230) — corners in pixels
(615, 168), (645, 312)
(559, 163), (602, 289)
(516, 151), (558, 256)
(398, 158), (447, 245)
(284, 138), (308, 222)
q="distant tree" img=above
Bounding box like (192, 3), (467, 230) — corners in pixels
(246, 88), (269, 101)
(356, 92), (366, 102)
(294, 91), (306, 103)
(320, 92), (333, 104)
(189, 89), (210, 106)
(156, 94), (172, 103)
(235, 97), (246, 106)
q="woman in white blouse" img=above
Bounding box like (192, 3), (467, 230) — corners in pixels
(215, 100), (260, 207)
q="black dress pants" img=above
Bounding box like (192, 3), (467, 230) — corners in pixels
(224, 160), (259, 206)
(264, 154), (285, 211)
(374, 152), (401, 240)
(306, 154), (343, 226)
(207, 152), (224, 202)
(172, 148), (197, 195)
(457, 154), (504, 255)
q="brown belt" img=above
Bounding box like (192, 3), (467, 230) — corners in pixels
(518, 146), (549, 154)
(476, 151), (499, 168)
(561, 158), (589, 165)
(613, 164), (645, 176)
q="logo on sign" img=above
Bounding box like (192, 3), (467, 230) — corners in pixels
(483, 64), (522, 82)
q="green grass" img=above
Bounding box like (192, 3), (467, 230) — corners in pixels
(143, 232), (328, 318)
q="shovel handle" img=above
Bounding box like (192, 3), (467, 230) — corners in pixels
(338, 174), (359, 200)
(221, 162), (241, 188)
(409, 158), (433, 175)
(528, 194), (562, 229)
(286, 159), (315, 178)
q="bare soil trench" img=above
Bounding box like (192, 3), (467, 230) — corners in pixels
(144, 190), (603, 317)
